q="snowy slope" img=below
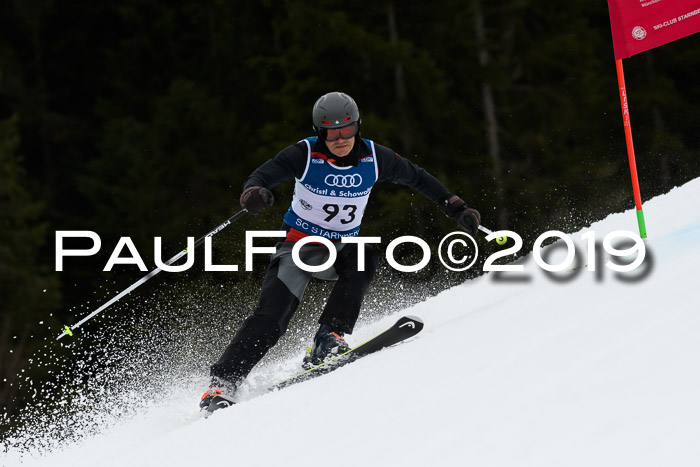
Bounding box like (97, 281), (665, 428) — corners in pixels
(5, 178), (700, 467)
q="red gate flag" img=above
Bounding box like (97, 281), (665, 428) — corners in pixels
(607, 0), (700, 59)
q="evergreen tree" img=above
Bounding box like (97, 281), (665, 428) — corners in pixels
(0, 115), (60, 415)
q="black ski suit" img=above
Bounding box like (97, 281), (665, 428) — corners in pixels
(210, 137), (451, 389)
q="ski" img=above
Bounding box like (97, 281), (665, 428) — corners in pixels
(203, 315), (423, 416)
(269, 315), (424, 392)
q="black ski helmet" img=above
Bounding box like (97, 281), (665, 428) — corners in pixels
(312, 92), (361, 131)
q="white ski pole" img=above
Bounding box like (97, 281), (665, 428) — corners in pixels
(57, 209), (248, 340)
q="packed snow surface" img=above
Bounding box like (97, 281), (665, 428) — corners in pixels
(4, 178), (700, 466)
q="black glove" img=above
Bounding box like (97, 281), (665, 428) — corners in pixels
(440, 194), (481, 236)
(240, 186), (274, 214)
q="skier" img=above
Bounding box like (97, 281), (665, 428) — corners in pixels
(201, 91), (480, 410)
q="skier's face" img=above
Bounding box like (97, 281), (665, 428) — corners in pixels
(326, 135), (355, 158)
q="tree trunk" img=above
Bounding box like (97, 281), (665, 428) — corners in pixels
(386, 2), (413, 155)
(387, 2), (425, 236)
(646, 51), (671, 186)
(473, 0), (508, 229)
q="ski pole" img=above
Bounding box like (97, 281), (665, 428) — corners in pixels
(57, 209), (248, 340)
(478, 225), (507, 244)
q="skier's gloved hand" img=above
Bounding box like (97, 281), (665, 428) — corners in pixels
(457, 209), (481, 236)
(440, 194), (481, 236)
(240, 186), (274, 214)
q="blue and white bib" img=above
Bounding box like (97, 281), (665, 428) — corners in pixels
(283, 137), (378, 240)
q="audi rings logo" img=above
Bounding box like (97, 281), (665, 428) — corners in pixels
(324, 174), (363, 187)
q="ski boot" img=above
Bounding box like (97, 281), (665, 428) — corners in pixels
(200, 388), (222, 409)
(302, 324), (351, 370)
(200, 385), (236, 415)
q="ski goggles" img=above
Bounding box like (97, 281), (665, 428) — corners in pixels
(319, 122), (359, 142)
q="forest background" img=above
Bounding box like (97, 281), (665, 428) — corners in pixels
(2, 0), (700, 425)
